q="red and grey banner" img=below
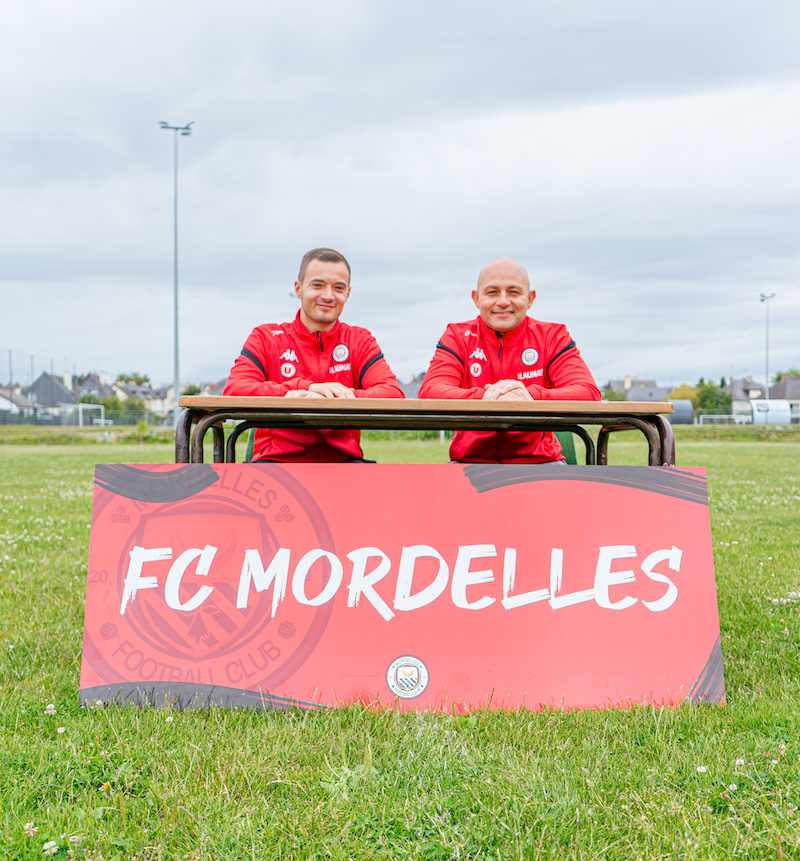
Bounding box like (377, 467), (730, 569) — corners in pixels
(81, 463), (724, 711)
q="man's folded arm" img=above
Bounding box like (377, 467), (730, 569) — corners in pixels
(524, 342), (601, 401)
(419, 342), (484, 400)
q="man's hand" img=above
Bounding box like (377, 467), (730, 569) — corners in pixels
(285, 389), (325, 399)
(307, 382), (356, 399)
(482, 380), (533, 402)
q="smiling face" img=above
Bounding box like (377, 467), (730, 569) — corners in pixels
(472, 258), (535, 333)
(295, 259), (351, 332)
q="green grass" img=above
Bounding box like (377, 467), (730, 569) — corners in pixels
(0, 442), (799, 859)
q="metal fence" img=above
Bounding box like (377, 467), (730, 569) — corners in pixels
(0, 411), (167, 427)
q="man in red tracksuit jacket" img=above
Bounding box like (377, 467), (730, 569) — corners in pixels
(419, 257), (601, 463)
(224, 248), (403, 462)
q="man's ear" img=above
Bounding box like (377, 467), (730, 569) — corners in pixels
(471, 288), (479, 309)
(294, 280), (302, 298)
(527, 289), (536, 309)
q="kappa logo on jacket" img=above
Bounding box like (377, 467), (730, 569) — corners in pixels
(279, 349), (298, 362)
(469, 347), (487, 361)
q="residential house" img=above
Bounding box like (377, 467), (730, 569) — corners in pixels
(0, 387), (38, 417)
(605, 377), (670, 401)
(768, 376), (800, 423)
(76, 372), (115, 402)
(24, 372), (78, 411)
(725, 376), (766, 422)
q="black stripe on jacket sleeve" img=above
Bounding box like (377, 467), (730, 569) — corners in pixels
(435, 341), (465, 365)
(241, 348), (267, 379)
(359, 352), (384, 387)
(546, 340), (576, 372)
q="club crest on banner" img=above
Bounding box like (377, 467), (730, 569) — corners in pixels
(386, 655), (429, 699)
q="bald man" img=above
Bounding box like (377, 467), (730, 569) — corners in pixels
(419, 257), (601, 463)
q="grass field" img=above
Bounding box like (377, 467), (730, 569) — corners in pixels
(1, 440), (799, 859)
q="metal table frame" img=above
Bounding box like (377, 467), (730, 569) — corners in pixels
(175, 397), (675, 466)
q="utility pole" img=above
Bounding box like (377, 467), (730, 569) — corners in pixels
(760, 292), (775, 399)
(160, 120), (195, 426)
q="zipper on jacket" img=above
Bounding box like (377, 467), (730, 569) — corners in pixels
(496, 332), (504, 462)
(315, 331), (325, 460)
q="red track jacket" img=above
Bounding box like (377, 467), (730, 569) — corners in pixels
(224, 313), (403, 461)
(419, 315), (601, 463)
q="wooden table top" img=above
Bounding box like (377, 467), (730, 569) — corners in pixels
(180, 396), (674, 416)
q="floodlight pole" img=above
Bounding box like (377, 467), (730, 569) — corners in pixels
(160, 121), (194, 426)
(759, 292), (775, 399)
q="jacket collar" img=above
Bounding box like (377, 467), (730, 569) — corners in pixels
(476, 314), (530, 345)
(290, 312), (343, 346)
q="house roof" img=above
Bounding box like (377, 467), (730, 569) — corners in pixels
(24, 372), (78, 407)
(0, 388), (37, 409)
(769, 377), (800, 399)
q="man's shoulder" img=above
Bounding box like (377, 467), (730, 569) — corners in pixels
(522, 317), (570, 337)
(439, 319), (480, 342)
(334, 321), (381, 345)
(248, 322), (293, 339)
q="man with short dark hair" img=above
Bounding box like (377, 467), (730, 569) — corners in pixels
(419, 257), (600, 463)
(224, 248), (403, 461)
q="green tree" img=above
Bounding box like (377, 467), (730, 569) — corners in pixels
(773, 368), (800, 382)
(116, 372), (151, 386)
(696, 379), (732, 412)
(100, 396), (146, 419)
(182, 384), (202, 396)
(602, 386), (628, 401)
(668, 384), (699, 409)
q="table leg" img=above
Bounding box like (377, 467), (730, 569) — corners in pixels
(174, 409), (197, 463)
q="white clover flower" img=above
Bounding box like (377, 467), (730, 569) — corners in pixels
(735, 758), (745, 766)
(42, 840), (58, 855)
(25, 823), (38, 837)
(696, 765), (708, 773)
(729, 783), (737, 791)
(44, 704), (56, 716)
(57, 727), (65, 734)
(165, 715), (174, 723)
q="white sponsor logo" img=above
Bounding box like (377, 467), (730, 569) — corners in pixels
(280, 363), (296, 378)
(386, 656), (429, 699)
(469, 347), (488, 361)
(329, 363), (351, 374)
(464, 330), (474, 337)
(279, 349), (298, 362)
(333, 344), (349, 362)
(470, 362), (483, 377)
(517, 369), (543, 381)
(270, 329), (285, 336)
(522, 348), (539, 366)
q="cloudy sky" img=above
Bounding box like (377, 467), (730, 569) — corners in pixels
(3, 0), (799, 391)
